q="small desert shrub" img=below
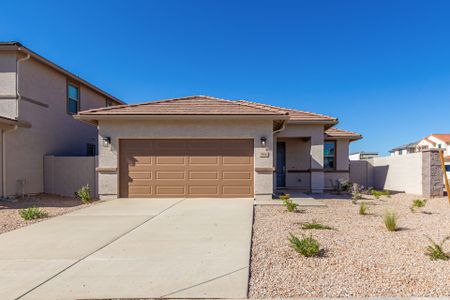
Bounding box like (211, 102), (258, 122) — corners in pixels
(283, 199), (298, 212)
(410, 199), (427, 212)
(279, 194), (290, 201)
(75, 184), (91, 204)
(425, 236), (450, 261)
(382, 189), (391, 198)
(359, 202), (369, 215)
(288, 233), (320, 257)
(19, 207), (49, 220)
(383, 210), (397, 232)
(330, 179), (352, 194)
(351, 183), (364, 203)
(301, 221), (335, 230)
(371, 190), (383, 199)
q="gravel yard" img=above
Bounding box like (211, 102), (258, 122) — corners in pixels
(0, 194), (94, 234)
(249, 193), (450, 298)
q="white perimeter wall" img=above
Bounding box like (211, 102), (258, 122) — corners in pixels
(350, 153), (423, 194)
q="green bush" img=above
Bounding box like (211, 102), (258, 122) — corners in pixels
(410, 199), (427, 212)
(288, 233), (320, 257)
(425, 236), (450, 261)
(359, 202), (369, 215)
(19, 207), (49, 220)
(279, 194), (290, 201)
(75, 184), (91, 204)
(383, 210), (397, 232)
(283, 199), (298, 212)
(371, 190), (383, 199)
(301, 221), (334, 230)
(382, 189), (391, 198)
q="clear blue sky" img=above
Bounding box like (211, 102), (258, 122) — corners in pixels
(1, 0), (449, 155)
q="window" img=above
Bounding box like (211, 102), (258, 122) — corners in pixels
(105, 99), (114, 107)
(86, 143), (96, 156)
(67, 82), (79, 114)
(324, 141), (336, 170)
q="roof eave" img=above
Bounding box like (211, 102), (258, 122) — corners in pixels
(0, 42), (125, 105)
(74, 114), (289, 122)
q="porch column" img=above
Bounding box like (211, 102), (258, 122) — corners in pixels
(310, 133), (324, 193)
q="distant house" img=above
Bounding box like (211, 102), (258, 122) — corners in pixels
(389, 142), (418, 156)
(417, 134), (450, 160)
(0, 42), (124, 198)
(349, 151), (378, 160)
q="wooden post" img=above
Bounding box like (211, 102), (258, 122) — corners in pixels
(439, 149), (450, 203)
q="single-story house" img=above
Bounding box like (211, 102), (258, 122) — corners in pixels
(75, 96), (361, 201)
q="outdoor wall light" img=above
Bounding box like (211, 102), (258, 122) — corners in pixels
(260, 136), (267, 147)
(102, 136), (111, 147)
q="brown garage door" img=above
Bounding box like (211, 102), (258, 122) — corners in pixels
(119, 139), (254, 198)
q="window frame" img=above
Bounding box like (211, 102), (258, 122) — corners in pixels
(66, 80), (80, 115)
(323, 140), (337, 170)
(105, 98), (114, 107)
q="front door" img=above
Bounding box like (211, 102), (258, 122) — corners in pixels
(276, 142), (286, 187)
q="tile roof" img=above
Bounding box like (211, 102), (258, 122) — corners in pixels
(78, 95), (337, 123)
(430, 134), (450, 143)
(79, 96), (287, 116)
(236, 100), (337, 122)
(325, 128), (362, 140)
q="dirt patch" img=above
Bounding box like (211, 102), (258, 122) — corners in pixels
(0, 194), (95, 234)
(249, 193), (450, 298)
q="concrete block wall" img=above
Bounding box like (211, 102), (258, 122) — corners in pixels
(44, 155), (97, 198)
(349, 150), (443, 197)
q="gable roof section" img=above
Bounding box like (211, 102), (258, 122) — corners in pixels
(77, 95), (337, 124)
(0, 41), (125, 105)
(78, 96), (289, 116)
(430, 134), (450, 143)
(325, 127), (362, 140)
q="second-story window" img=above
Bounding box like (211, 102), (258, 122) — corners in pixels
(67, 82), (80, 114)
(105, 99), (113, 107)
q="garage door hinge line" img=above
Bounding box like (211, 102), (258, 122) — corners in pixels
(14, 198), (186, 300)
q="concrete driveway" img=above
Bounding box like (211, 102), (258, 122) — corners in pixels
(0, 198), (253, 300)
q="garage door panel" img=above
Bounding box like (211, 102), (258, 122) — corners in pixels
(155, 171), (185, 180)
(120, 139), (254, 198)
(222, 156), (252, 165)
(129, 186), (152, 195)
(128, 172), (152, 179)
(188, 156), (219, 165)
(189, 171), (219, 180)
(222, 186), (252, 196)
(156, 156), (186, 165)
(222, 171), (252, 180)
(156, 186), (185, 196)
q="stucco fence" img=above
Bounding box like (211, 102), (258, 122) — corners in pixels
(44, 155), (97, 198)
(350, 149), (443, 197)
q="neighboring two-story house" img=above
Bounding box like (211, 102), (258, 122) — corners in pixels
(0, 42), (123, 198)
(416, 134), (450, 159)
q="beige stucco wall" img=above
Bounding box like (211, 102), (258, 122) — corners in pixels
(97, 119), (274, 200)
(0, 52), (18, 119)
(277, 137), (310, 189)
(369, 153), (423, 194)
(1, 53), (110, 196)
(44, 155), (97, 198)
(277, 124), (325, 192)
